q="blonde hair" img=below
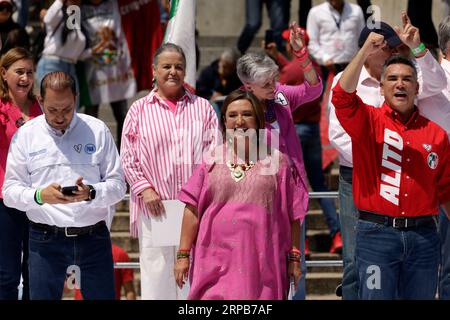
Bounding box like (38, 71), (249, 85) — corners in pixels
(0, 47), (35, 101)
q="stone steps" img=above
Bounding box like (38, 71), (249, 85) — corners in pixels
(97, 71), (343, 299)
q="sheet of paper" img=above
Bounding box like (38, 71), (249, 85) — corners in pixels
(150, 200), (186, 247)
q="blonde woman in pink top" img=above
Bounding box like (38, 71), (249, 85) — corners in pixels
(0, 47), (41, 300)
(175, 90), (302, 300)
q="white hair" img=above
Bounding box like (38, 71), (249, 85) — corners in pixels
(236, 52), (279, 84)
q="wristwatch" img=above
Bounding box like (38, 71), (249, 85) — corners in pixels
(87, 185), (96, 200)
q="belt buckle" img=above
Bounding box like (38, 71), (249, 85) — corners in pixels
(65, 227), (78, 237)
(392, 217), (407, 228)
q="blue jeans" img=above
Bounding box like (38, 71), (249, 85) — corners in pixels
(28, 222), (115, 300)
(36, 57), (80, 109)
(237, 0), (288, 54)
(439, 208), (450, 299)
(292, 222), (307, 300)
(356, 219), (440, 300)
(0, 200), (29, 300)
(296, 123), (340, 237)
(338, 166), (359, 299)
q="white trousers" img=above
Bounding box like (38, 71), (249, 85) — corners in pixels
(138, 214), (187, 300)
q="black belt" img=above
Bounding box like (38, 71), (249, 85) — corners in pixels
(30, 220), (106, 237)
(358, 210), (436, 229)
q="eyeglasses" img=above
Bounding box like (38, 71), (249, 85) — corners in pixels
(0, 2), (13, 13)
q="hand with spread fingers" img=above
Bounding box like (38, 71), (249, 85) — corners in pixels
(394, 11), (421, 50)
(289, 21), (306, 52)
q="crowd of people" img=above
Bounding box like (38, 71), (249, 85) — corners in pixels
(0, 0), (449, 301)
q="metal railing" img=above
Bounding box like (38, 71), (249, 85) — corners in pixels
(114, 260), (343, 269)
(114, 192), (343, 269)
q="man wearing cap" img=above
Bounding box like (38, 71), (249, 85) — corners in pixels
(328, 14), (447, 299)
(332, 31), (450, 299)
(432, 16), (450, 300)
(306, 0), (365, 84)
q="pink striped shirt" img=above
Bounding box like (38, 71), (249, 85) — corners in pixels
(121, 88), (219, 237)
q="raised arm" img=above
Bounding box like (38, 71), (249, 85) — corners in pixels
(289, 21), (319, 86)
(339, 32), (386, 92)
(394, 12), (446, 98)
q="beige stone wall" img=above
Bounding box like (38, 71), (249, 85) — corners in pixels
(197, 0), (444, 37)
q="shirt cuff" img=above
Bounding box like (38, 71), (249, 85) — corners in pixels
(331, 81), (358, 108)
(25, 188), (42, 209)
(131, 180), (153, 197)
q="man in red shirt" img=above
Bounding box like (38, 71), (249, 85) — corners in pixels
(332, 32), (450, 299)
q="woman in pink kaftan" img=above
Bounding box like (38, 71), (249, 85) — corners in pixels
(174, 90), (303, 300)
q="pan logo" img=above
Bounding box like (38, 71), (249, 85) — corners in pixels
(85, 144), (96, 154)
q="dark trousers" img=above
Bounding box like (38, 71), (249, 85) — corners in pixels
(28, 222), (115, 300)
(237, 0), (289, 54)
(439, 208), (450, 299)
(0, 200), (29, 300)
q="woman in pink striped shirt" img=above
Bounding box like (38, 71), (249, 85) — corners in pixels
(121, 43), (219, 300)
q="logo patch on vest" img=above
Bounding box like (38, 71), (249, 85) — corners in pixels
(422, 144), (432, 152)
(427, 152), (438, 169)
(84, 143), (96, 154)
(74, 144), (82, 153)
(274, 92), (288, 106)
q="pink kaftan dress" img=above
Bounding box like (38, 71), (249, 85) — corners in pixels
(178, 146), (303, 300)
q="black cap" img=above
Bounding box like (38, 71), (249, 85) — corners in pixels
(358, 21), (402, 48)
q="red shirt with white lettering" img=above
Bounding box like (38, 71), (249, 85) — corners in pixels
(332, 82), (450, 218)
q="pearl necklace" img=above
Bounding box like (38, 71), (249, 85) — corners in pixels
(226, 160), (255, 182)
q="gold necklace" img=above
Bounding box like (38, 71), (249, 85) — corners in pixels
(226, 160), (255, 182)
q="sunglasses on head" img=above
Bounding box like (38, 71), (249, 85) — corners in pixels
(0, 2), (13, 12)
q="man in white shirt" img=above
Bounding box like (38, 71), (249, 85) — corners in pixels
(328, 15), (447, 299)
(436, 16), (450, 300)
(2, 71), (126, 300)
(306, 0), (365, 82)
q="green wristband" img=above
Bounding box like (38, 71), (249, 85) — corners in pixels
(411, 43), (426, 56)
(35, 189), (43, 205)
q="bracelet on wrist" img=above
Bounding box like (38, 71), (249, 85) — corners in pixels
(411, 43), (426, 56)
(176, 251), (190, 260)
(35, 189), (43, 205)
(293, 48), (308, 61)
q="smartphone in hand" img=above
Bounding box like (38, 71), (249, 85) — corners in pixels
(265, 29), (274, 47)
(61, 186), (78, 196)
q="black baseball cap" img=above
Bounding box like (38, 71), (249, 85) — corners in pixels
(358, 21), (402, 48)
